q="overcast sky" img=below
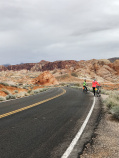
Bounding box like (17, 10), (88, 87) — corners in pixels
(0, 0), (119, 65)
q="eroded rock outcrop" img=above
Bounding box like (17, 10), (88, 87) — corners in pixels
(32, 71), (59, 86)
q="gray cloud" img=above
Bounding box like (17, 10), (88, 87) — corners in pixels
(0, 0), (119, 64)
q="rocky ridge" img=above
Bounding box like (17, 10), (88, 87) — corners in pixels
(108, 57), (119, 63)
(6, 63), (35, 71)
(0, 59), (119, 83)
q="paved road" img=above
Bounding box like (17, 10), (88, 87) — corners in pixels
(0, 87), (93, 158)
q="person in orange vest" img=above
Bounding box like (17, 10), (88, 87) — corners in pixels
(92, 79), (101, 96)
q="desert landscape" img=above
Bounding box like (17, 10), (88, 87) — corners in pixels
(0, 58), (119, 157)
(1, 0), (119, 157)
(0, 58), (119, 92)
(0, 57), (119, 117)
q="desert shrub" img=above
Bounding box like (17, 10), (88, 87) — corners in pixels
(98, 89), (112, 95)
(16, 83), (21, 87)
(14, 90), (18, 93)
(23, 85), (29, 89)
(10, 84), (18, 88)
(104, 98), (118, 109)
(56, 74), (70, 80)
(110, 106), (119, 119)
(15, 92), (28, 98)
(0, 82), (9, 86)
(71, 72), (78, 77)
(40, 88), (48, 92)
(0, 97), (6, 101)
(30, 85), (34, 89)
(111, 91), (119, 100)
(18, 83), (23, 86)
(27, 90), (32, 94)
(73, 83), (82, 87)
(32, 88), (48, 94)
(29, 91), (35, 95)
(59, 83), (67, 86)
(6, 94), (16, 100)
(32, 89), (40, 94)
(101, 89), (107, 94)
(104, 91), (113, 95)
(25, 93), (30, 96)
(2, 89), (10, 95)
(23, 84), (33, 90)
(104, 91), (119, 119)
(71, 86), (80, 89)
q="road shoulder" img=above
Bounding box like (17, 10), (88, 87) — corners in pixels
(69, 95), (102, 158)
(80, 96), (119, 158)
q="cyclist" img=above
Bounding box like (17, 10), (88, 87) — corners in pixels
(92, 79), (101, 96)
(83, 79), (87, 92)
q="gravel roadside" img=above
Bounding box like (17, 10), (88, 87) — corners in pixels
(80, 94), (119, 158)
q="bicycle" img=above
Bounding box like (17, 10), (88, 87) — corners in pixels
(83, 86), (88, 93)
(95, 86), (101, 97)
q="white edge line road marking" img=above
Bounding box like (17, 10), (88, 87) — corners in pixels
(61, 96), (96, 158)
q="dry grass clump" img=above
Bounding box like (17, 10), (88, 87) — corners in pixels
(105, 91), (119, 108)
(6, 94), (16, 100)
(104, 91), (119, 120)
(110, 106), (119, 119)
(0, 97), (6, 101)
(14, 90), (18, 93)
(73, 83), (82, 87)
(15, 92), (29, 98)
(2, 89), (10, 95)
(23, 84), (33, 90)
(30, 88), (48, 95)
(71, 83), (82, 89)
(71, 72), (78, 77)
(56, 74), (70, 80)
(0, 82), (9, 86)
(101, 89), (113, 95)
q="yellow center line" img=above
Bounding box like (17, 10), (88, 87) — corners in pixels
(0, 88), (66, 119)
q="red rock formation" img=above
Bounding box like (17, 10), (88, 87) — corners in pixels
(31, 60), (49, 71)
(0, 59), (119, 82)
(42, 60), (79, 71)
(0, 65), (7, 71)
(0, 60), (49, 72)
(7, 63), (35, 71)
(113, 60), (119, 74)
(32, 71), (59, 86)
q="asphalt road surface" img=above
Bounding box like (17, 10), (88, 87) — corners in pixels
(0, 87), (93, 158)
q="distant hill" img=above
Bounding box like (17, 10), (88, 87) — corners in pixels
(3, 64), (11, 67)
(0, 59), (119, 83)
(108, 57), (119, 63)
